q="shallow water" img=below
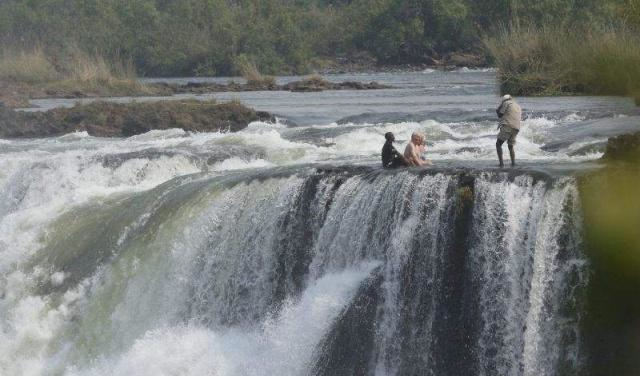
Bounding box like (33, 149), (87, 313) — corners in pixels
(18, 69), (640, 169)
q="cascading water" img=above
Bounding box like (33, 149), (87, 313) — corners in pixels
(0, 157), (588, 375)
(4, 70), (628, 375)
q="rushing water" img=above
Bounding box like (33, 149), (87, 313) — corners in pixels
(0, 70), (637, 375)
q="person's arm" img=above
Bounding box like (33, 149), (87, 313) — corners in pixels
(497, 102), (509, 118)
(415, 143), (432, 166)
(416, 150), (431, 166)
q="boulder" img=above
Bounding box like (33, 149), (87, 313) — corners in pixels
(602, 132), (640, 162)
(0, 100), (275, 139)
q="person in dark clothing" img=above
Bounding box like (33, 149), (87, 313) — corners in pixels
(381, 132), (409, 168)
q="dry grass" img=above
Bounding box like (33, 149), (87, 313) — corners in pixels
(66, 47), (136, 83)
(0, 47), (153, 99)
(0, 48), (60, 84)
(485, 26), (640, 97)
(303, 73), (325, 83)
(236, 58), (277, 88)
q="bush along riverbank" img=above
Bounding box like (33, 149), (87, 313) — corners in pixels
(580, 132), (640, 376)
(0, 48), (161, 107)
(0, 50), (392, 108)
(0, 99), (274, 138)
(485, 26), (640, 98)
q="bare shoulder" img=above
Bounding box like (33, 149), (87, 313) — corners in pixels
(404, 142), (414, 155)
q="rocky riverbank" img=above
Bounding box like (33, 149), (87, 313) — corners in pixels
(0, 75), (393, 110)
(0, 99), (274, 138)
(151, 75), (392, 94)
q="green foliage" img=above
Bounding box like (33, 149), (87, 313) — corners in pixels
(0, 0), (634, 77)
(486, 25), (640, 96)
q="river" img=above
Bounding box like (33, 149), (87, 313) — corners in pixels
(1, 69), (638, 375)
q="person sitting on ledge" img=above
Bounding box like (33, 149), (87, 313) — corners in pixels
(404, 132), (432, 166)
(381, 132), (409, 168)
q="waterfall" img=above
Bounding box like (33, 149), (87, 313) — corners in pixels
(0, 164), (588, 376)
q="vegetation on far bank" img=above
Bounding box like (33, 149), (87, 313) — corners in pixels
(0, 99), (274, 138)
(486, 26), (640, 97)
(2, 0), (635, 77)
(0, 0), (639, 99)
(0, 47), (161, 107)
(0, 51), (391, 107)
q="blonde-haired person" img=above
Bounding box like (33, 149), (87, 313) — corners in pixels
(404, 132), (432, 166)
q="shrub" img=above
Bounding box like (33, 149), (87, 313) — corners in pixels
(235, 56), (277, 89)
(485, 25), (640, 96)
(0, 48), (60, 84)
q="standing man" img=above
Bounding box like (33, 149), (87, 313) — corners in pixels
(381, 132), (409, 168)
(496, 94), (522, 168)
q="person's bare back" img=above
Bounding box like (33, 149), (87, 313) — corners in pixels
(404, 132), (431, 166)
(404, 141), (418, 165)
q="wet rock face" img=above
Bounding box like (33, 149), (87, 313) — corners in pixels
(0, 100), (275, 138)
(603, 132), (640, 162)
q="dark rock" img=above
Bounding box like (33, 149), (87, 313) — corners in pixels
(0, 100), (276, 138)
(444, 52), (486, 67)
(184, 82), (207, 88)
(424, 55), (442, 66)
(457, 147), (482, 154)
(602, 132), (640, 162)
(310, 269), (383, 376)
(284, 76), (392, 92)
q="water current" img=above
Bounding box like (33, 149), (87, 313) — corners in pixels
(2, 69), (638, 375)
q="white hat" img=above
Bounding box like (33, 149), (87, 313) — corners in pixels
(501, 94), (512, 101)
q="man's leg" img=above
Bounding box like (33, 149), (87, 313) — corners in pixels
(508, 143), (516, 167)
(391, 157), (405, 168)
(496, 139), (505, 168)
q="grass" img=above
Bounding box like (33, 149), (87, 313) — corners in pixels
(235, 58), (277, 89)
(485, 26), (640, 97)
(0, 48), (60, 84)
(0, 47), (155, 102)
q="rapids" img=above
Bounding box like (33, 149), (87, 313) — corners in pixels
(0, 69), (636, 375)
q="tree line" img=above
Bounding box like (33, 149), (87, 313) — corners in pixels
(0, 0), (635, 77)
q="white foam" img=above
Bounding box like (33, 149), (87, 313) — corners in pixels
(51, 272), (67, 287)
(211, 157), (274, 171)
(69, 262), (380, 376)
(127, 128), (189, 141)
(246, 119), (287, 130)
(456, 67), (497, 73)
